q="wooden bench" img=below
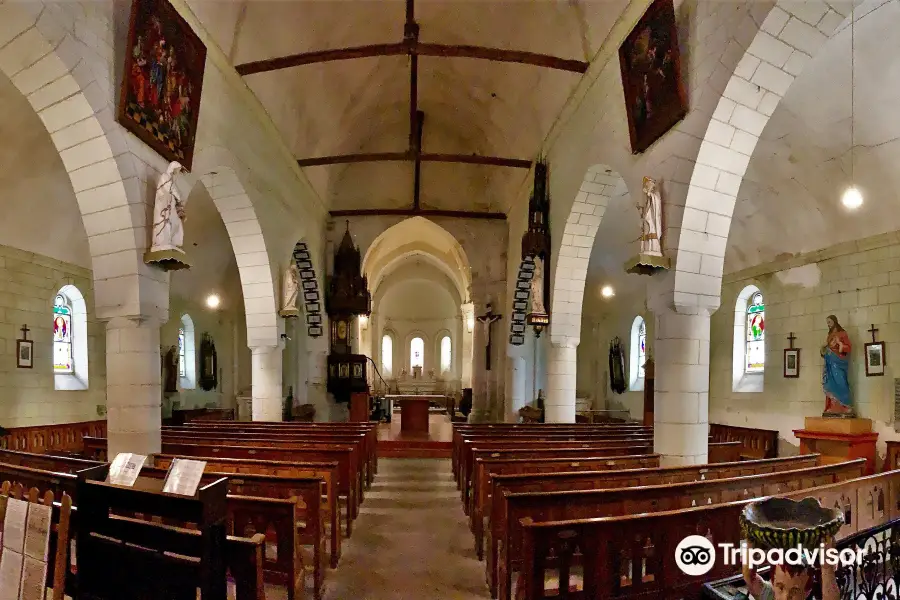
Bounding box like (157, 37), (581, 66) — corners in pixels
(167, 407), (235, 425)
(517, 464), (896, 600)
(0, 462), (267, 600)
(0, 420), (106, 454)
(708, 440), (742, 463)
(170, 422), (379, 486)
(497, 458), (864, 600)
(85, 436), (361, 537)
(709, 423), (779, 459)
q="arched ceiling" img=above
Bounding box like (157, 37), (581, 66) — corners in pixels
(375, 259), (463, 316)
(186, 0), (629, 212)
(0, 72), (90, 267)
(728, 2), (895, 272)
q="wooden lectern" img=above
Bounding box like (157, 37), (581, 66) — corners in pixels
(793, 417), (878, 474)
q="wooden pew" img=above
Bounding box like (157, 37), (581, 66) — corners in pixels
(485, 454), (823, 598)
(0, 419), (106, 454)
(709, 423), (779, 459)
(167, 407), (235, 425)
(707, 440), (742, 463)
(452, 424), (652, 480)
(462, 443), (654, 512)
(517, 465), (897, 600)
(85, 436), (360, 537)
(0, 462), (268, 600)
(170, 422), (379, 486)
(497, 458), (864, 600)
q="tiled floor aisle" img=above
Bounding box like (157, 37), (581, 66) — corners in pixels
(321, 458), (492, 600)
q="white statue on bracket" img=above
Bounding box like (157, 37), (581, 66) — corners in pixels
(530, 256), (546, 315)
(145, 161), (191, 271)
(639, 176), (663, 257)
(280, 264), (301, 318)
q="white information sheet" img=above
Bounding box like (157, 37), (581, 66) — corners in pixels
(107, 453), (147, 487)
(17, 555), (46, 600)
(0, 547), (23, 600)
(162, 459), (207, 496)
(22, 503), (50, 562)
(2, 499), (28, 553)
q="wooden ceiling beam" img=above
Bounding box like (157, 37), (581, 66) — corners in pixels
(235, 42), (587, 76)
(297, 152), (532, 168)
(329, 208), (506, 220)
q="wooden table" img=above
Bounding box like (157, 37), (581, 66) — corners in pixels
(386, 395), (446, 435)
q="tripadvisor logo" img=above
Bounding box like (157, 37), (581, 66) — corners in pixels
(675, 535), (716, 576)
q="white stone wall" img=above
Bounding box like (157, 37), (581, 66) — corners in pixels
(0, 244), (105, 427)
(711, 230), (900, 458)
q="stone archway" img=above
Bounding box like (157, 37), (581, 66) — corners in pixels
(546, 164), (628, 422)
(674, 1), (860, 310)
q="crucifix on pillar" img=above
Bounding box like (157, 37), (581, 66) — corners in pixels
(477, 303), (502, 371)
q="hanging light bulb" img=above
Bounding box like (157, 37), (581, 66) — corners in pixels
(842, 186), (863, 209)
(842, 4), (863, 211)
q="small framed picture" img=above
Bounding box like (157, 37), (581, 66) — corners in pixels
(16, 340), (33, 369)
(865, 342), (886, 376)
(783, 349), (800, 378)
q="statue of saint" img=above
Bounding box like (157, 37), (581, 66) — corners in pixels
(150, 161), (187, 254)
(638, 176), (663, 257)
(279, 264), (301, 318)
(530, 257), (546, 315)
(821, 314), (854, 417)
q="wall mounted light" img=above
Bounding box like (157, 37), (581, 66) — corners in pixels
(359, 315), (369, 329)
(206, 294), (221, 309)
(466, 314), (475, 332)
(601, 285), (615, 298)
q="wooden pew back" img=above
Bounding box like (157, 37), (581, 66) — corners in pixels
(709, 423), (779, 459)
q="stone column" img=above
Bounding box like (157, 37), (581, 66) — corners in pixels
(546, 341), (578, 422)
(106, 317), (162, 457)
(653, 309), (710, 466)
(460, 302), (474, 388)
(251, 345), (283, 421)
(507, 355), (526, 421)
(468, 298), (489, 422)
(307, 335), (330, 421)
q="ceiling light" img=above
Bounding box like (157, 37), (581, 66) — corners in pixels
(206, 294), (221, 309)
(601, 285), (615, 298)
(841, 186), (863, 210)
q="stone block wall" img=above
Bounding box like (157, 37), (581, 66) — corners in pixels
(0, 244), (105, 427)
(711, 231), (900, 457)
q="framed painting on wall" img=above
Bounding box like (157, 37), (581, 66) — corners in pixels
(17, 340), (33, 369)
(783, 348), (800, 378)
(865, 342), (886, 377)
(118, 0), (207, 170)
(618, 0), (688, 154)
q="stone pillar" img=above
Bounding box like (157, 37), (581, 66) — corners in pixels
(469, 299), (489, 422)
(251, 345), (283, 421)
(460, 303), (474, 388)
(653, 309), (710, 466)
(307, 336), (329, 421)
(508, 355), (526, 421)
(106, 317), (162, 458)
(546, 341), (578, 422)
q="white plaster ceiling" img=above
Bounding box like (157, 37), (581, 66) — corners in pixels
(0, 73), (90, 267)
(377, 262), (461, 322)
(729, 0), (899, 272)
(187, 0), (628, 212)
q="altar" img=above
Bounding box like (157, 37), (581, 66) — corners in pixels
(386, 394), (448, 435)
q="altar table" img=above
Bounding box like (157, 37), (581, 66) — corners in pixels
(386, 395), (447, 435)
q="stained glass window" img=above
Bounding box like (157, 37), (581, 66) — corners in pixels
(410, 337), (424, 369)
(381, 334), (393, 375)
(53, 294), (73, 373)
(178, 327), (186, 377)
(440, 336), (451, 373)
(745, 292), (765, 373)
(638, 321), (647, 379)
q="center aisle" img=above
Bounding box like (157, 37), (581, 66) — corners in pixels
(321, 458), (492, 600)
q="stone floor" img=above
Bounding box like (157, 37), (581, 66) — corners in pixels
(318, 458), (491, 600)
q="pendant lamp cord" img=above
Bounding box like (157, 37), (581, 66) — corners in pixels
(850, 5), (855, 185)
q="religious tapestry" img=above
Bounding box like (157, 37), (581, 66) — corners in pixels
(118, 0), (207, 169)
(618, 0), (687, 154)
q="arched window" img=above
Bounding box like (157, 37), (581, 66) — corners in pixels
(410, 337), (424, 369)
(179, 314), (197, 389)
(53, 285), (88, 390)
(440, 336), (452, 373)
(381, 334), (393, 376)
(53, 294), (73, 373)
(733, 285), (764, 392)
(745, 292), (765, 373)
(629, 316), (647, 391)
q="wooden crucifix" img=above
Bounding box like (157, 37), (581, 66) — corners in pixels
(477, 303), (503, 371)
(869, 324), (879, 343)
(787, 332), (796, 349)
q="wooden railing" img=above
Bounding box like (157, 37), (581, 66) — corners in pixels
(517, 466), (898, 599)
(0, 420), (106, 454)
